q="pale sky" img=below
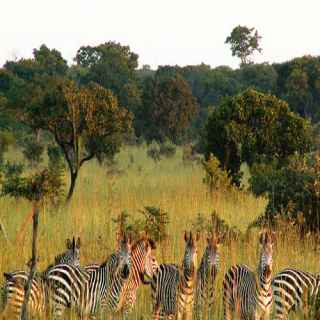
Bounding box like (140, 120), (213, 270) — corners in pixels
(0, 0), (319, 69)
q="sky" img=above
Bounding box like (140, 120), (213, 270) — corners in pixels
(0, 0), (319, 69)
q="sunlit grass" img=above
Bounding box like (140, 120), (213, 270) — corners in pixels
(0, 145), (316, 319)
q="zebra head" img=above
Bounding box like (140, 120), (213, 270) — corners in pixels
(55, 236), (81, 266)
(183, 231), (200, 275)
(117, 233), (133, 279)
(203, 232), (222, 275)
(258, 230), (275, 279)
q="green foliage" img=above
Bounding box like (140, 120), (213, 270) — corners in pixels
(236, 63), (278, 93)
(225, 25), (262, 65)
(203, 89), (312, 184)
(250, 153), (320, 231)
(75, 41), (141, 113)
(191, 211), (241, 240)
(1, 47), (133, 201)
(0, 131), (15, 162)
(1, 166), (64, 205)
(21, 137), (44, 168)
(159, 140), (176, 158)
(140, 73), (199, 143)
(275, 56), (320, 121)
(202, 154), (232, 192)
(113, 206), (169, 243)
(146, 142), (161, 163)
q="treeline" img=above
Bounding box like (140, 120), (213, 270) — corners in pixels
(1, 42), (320, 232)
(1, 43), (320, 145)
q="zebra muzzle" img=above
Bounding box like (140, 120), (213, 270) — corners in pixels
(121, 264), (130, 279)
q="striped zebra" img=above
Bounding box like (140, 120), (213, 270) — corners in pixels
(222, 230), (275, 320)
(46, 234), (157, 318)
(194, 232), (222, 320)
(1, 236), (81, 319)
(151, 231), (199, 320)
(272, 268), (320, 319)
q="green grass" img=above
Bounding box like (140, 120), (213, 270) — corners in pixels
(0, 145), (317, 319)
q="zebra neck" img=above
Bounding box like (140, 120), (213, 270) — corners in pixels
(257, 268), (272, 297)
(130, 244), (146, 282)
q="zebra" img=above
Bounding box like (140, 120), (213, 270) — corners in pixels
(151, 230), (199, 320)
(194, 232), (222, 320)
(1, 236), (81, 319)
(46, 234), (157, 318)
(112, 234), (158, 316)
(222, 230), (275, 320)
(272, 268), (320, 319)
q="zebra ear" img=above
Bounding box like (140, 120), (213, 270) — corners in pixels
(195, 231), (200, 242)
(66, 238), (72, 249)
(76, 237), (81, 249)
(71, 237), (76, 250)
(259, 231), (265, 245)
(184, 231), (189, 242)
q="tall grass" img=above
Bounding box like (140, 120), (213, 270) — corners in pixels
(0, 145), (317, 319)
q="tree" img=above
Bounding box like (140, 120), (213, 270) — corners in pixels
(225, 25), (262, 65)
(141, 74), (199, 143)
(203, 89), (312, 184)
(1, 161), (64, 319)
(75, 42), (141, 113)
(274, 56), (320, 120)
(250, 153), (320, 232)
(1, 46), (133, 201)
(24, 78), (132, 201)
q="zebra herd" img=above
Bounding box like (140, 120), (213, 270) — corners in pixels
(0, 230), (319, 319)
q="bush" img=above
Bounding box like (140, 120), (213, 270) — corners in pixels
(112, 206), (169, 244)
(202, 154), (232, 192)
(147, 141), (161, 163)
(191, 211), (241, 241)
(250, 153), (320, 232)
(159, 140), (176, 158)
(21, 137), (44, 167)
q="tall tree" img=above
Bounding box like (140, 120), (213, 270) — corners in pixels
(75, 42), (141, 113)
(141, 74), (199, 143)
(1, 45), (133, 201)
(225, 25), (262, 65)
(203, 89), (312, 184)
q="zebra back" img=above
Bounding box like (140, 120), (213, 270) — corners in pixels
(1, 236), (82, 319)
(194, 232), (222, 319)
(46, 233), (132, 318)
(272, 268), (320, 319)
(222, 230), (275, 320)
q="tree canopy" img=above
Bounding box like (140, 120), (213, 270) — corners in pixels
(225, 25), (262, 65)
(203, 89), (312, 183)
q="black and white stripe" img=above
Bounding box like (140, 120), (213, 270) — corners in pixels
(110, 235), (158, 316)
(223, 231), (275, 320)
(272, 268), (320, 319)
(46, 234), (132, 318)
(194, 233), (222, 320)
(1, 236), (81, 319)
(151, 231), (199, 320)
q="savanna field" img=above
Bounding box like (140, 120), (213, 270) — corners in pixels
(0, 145), (317, 319)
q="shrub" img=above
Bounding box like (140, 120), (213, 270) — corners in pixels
(250, 153), (320, 232)
(147, 141), (161, 163)
(159, 140), (176, 158)
(21, 137), (44, 167)
(202, 154), (232, 192)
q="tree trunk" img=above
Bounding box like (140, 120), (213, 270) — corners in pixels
(66, 170), (78, 202)
(21, 204), (39, 320)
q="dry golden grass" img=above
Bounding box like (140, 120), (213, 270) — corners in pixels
(0, 145), (318, 319)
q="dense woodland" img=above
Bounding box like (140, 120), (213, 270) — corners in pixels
(1, 35), (320, 230)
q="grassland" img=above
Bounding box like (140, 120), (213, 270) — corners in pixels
(0, 145), (318, 319)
